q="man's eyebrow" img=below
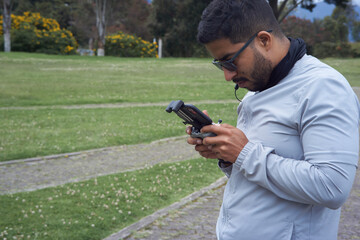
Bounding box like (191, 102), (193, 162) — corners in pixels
(216, 52), (236, 61)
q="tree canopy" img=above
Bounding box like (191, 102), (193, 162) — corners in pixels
(269, 0), (349, 22)
(2, 0), (357, 57)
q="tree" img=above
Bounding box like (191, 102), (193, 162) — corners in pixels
(94, 0), (106, 56)
(149, 0), (351, 57)
(268, 0), (349, 22)
(280, 16), (317, 52)
(108, 0), (151, 40)
(10, 0), (75, 29)
(2, 0), (11, 52)
(149, 0), (211, 57)
(353, 21), (360, 41)
(149, 0), (176, 39)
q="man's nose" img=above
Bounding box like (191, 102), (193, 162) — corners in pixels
(223, 68), (237, 82)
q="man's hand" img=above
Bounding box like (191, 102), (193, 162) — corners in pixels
(186, 110), (249, 163)
(186, 111), (219, 159)
(200, 124), (248, 163)
(187, 125), (219, 159)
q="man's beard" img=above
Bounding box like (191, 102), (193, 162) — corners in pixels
(233, 47), (273, 92)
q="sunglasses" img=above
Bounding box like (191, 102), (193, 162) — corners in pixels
(212, 30), (273, 72)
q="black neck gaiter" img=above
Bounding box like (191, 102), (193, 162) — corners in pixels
(263, 38), (307, 90)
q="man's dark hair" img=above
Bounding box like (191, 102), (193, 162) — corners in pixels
(197, 0), (283, 44)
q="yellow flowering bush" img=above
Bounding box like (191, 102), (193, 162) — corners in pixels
(0, 12), (77, 54)
(105, 31), (158, 58)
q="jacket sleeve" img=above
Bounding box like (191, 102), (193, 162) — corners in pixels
(234, 80), (360, 210)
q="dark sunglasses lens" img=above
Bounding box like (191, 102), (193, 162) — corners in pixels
(213, 61), (223, 70)
(221, 62), (237, 72)
(213, 61), (237, 72)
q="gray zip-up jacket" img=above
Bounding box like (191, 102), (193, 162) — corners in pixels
(217, 54), (360, 240)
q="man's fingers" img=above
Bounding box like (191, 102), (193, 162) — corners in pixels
(202, 123), (233, 133)
(186, 126), (192, 135)
(195, 144), (210, 152)
(187, 137), (203, 145)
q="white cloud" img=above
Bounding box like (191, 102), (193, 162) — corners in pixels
(313, 0), (360, 6)
(353, 0), (360, 6)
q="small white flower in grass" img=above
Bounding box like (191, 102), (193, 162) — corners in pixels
(128, 211), (131, 215)
(91, 224), (95, 227)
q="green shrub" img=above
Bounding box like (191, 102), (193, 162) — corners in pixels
(350, 42), (360, 58)
(313, 42), (353, 58)
(0, 12), (77, 54)
(105, 31), (158, 57)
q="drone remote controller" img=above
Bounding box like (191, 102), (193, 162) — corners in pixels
(166, 100), (218, 139)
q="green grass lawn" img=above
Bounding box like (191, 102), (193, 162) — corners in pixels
(0, 158), (224, 240)
(0, 52), (238, 107)
(1, 53), (359, 162)
(0, 53), (236, 239)
(322, 58), (360, 87)
(1, 53), (360, 239)
(0, 103), (237, 161)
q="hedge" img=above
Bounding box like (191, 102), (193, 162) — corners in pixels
(0, 12), (77, 55)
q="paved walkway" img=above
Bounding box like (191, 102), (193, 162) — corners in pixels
(0, 99), (236, 111)
(0, 136), (198, 194)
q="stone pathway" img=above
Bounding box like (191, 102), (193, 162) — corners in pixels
(0, 136), (198, 195)
(0, 99), (236, 111)
(124, 184), (224, 240)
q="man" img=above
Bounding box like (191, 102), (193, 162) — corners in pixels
(186, 0), (360, 239)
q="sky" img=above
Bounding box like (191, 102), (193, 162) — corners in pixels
(147, 0), (360, 6)
(292, 1), (360, 20)
(313, 0), (360, 6)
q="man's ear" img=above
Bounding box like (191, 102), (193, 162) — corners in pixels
(257, 31), (272, 51)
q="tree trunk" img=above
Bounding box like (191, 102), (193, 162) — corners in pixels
(3, 0), (11, 52)
(95, 0), (106, 56)
(268, 0), (306, 23)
